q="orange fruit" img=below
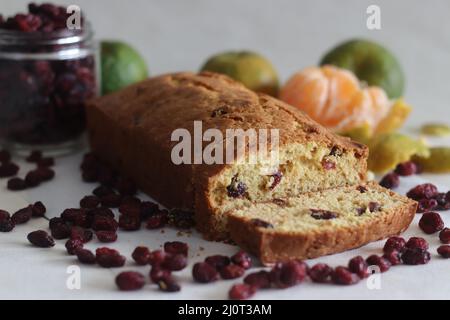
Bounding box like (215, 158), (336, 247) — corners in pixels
(280, 65), (391, 132)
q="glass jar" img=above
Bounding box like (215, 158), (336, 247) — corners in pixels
(0, 23), (99, 156)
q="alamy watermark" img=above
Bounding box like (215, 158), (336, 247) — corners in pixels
(66, 5), (82, 30)
(171, 121), (281, 169)
(366, 4), (381, 30)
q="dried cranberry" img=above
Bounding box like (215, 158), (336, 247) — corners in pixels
(0, 162), (19, 178)
(331, 266), (359, 285)
(31, 201), (46, 217)
(192, 262), (219, 283)
(157, 277), (181, 292)
(401, 248), (431, 265)
(231, 251), (252, 269)
(268, 171), (283, 189)
(417, 198), (438, 213)
(434, 193), (450, 210)
(100, 193), (122, 208)
(0, 210), (10, 222)
(116, 178), (137, 196)
(229, 284), (256, 300)
(27, 230), (55, 248)
(167, 209), (195, 229)
(0, 150), (11, 163)
(61, 208), (85, 223)
(148, 250), (166, 266)
(379, 172), (400, 189)
(220, 264), (245, 280)
(437, 245), (450, 258)
(26, 150), (42, 163)
(321, 159), (336, 170)
(308, 263), (333, 283)
(383, 250), (402, 266)
(348, 256), (369, 278)
(310, 209), (338, 220)
(149, 265), (171, 283)
(11, 206), (33, 224)
(366, 255), (391, 272)
(70, 226), (93, 243)
(119, 202), (141, 216)
(24, 170), (42, 187)
(90, 207), (114, 219)
(164, 241), (188, 256)
(49, 217), (64, 229)
(7, 178), (27, 191)
(419, 212), (444, 234)
(80, 195), (100, 209)
(96, 230), (118, 243)
(118, 214), (141, 231)
(244, 271), (271, 288)
(96, 247), (126, 268)
(146, 211), (168, 229)
(395, 161), (418, 176)
(226, 175), (247, 198)
(140, 201), (159, 220)
(6, 13), (42, 32)
(407, 183), (439, 200)
(162, 254), (187, 271)
(0, 219), (15, 232)
(250, 218), (274, 229)
(205, 255), (231, 270)
(132, 246), (151, 265)
(269, 261), (307, 288)
(357, 185), (368, 193)
(92, 215), (118, 231)
(93, 185), (114, 197)
(51, 222), (71, 239)
(65, 239), (83, 255)
(406, 237), (429, 250)
(383, 236), (406, 253)
(75, 248), (96, 264)
(116, 272), (145, 291)
(439, 228), (450, 244)
(33, 167), (55, 181)
(368, 202), (381, 212)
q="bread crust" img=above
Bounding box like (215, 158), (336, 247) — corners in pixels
(227, 185), (417, 264)
(87, 72), (368, 239)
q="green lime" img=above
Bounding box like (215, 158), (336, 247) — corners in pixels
(200, 51), (279, 96)
(320, 39), (404, 99)
(100, 41), (148, 95)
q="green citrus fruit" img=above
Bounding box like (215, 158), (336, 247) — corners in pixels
(200, 51), (279, 96)
(101, 41), (148, 95)
(320, 39), (404, 99)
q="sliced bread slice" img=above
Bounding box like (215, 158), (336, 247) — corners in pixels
(227, 182), (416, 264)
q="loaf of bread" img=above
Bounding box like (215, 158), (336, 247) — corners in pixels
(228, 182), (417, 264)
(86, 72), (368, 240)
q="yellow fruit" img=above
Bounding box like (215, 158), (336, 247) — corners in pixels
(375, 98), (412, 134)
(368, 133), (429, 173)
(340, 123), (372, 144)
(420, 123), (450, 137)
(413, 147), (450, 173)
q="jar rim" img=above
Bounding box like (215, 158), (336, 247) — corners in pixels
(0, 21), (93, 46)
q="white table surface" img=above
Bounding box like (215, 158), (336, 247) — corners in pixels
(1, 0), (450, 300)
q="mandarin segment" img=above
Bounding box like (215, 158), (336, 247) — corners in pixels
(280, 65), (392, 132)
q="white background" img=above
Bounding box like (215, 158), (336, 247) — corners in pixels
(1, 0), (449, 299)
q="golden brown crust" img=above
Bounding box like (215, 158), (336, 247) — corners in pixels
(87, 71), (368, 238)
(227, 186), (417, 264)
